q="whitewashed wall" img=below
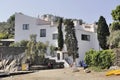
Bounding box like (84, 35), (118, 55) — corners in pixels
(15, 13), (100, 63)
(75, 29), (99, 61)
(15, 13), (58, 47)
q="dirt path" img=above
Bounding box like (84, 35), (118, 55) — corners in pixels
(1, 68), (120, 80)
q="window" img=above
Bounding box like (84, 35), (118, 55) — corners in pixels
(23, 24), (29, 30)
(81, 34), (90, 41)
(40, 29), (46, 37)
(57, 53), (60, 60)
(53, 34), (58, 40)
(85, 26), (91, 28)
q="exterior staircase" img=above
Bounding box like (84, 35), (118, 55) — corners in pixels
(45, 54), (70, 68)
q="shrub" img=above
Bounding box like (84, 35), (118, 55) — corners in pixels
(85, 49), (96, 66)
(110, 22), (120, 32)
(9, 40), (29, 47)
(0, 33), (8, 39)
(107, 30), (120, 49)
(85, 49), (115, 69)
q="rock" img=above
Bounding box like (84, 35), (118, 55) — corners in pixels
(84, 69), (91, 73)
(72, 67), (79, 72)
(109, 66), (120, 70)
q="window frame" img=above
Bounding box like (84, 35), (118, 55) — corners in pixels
(52, 33), (58, 40)
(81, 34), (90, 41)
(40, 29), (46, 37)
(23, 24), (29, 30)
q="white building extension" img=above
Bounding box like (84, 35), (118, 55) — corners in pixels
(15, 13), (100, 67)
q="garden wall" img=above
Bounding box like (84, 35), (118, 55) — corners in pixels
(0, 47), (26, 59)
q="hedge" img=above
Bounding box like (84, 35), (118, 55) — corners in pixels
(85, 49), (115, 69)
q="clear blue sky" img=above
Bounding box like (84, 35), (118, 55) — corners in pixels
(0, 0), (120, 24)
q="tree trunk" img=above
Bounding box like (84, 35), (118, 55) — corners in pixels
(72, 54), (79, 72)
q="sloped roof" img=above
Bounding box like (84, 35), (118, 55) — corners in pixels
(16, 13), (51, 25)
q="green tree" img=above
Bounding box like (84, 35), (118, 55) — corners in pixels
(25, 34), (47, 65)
(0, 22), (10, 33)
(110, 5), (120, 33)
(57, 18), (64, 50)
(111, 5), (120, 21)
(0, 14), (15, 38)
(7, 14), (15, 38)
(108, 5), (120, 49)
(0, 33), (8, 39)
(107, 30), (120, 49)
(26, 34), (37, 64)
(50, 45), (56, 57)
(110, 22), (120, 32)
(64, 19), (78, 62)
(97, 16), (110, 49)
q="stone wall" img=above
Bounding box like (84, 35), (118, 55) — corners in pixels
(0, 47), (26, 59)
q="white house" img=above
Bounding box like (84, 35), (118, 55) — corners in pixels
(15, 13), (100, 67)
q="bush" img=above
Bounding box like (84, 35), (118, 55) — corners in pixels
(85, 49), (96, 66)
(9, 40), (29, 47)
(110, 22), (120, 32)
(107, 30), (120, 49)
(0, 33), (8, 39)
(85, 49), (115, 69)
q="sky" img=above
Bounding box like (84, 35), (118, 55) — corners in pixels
(0, 0), (120, 24)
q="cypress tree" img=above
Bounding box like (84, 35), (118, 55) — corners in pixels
(57, 18), (64, 50)
(97, 16), (110, 49)
(65, 19), (78, 62)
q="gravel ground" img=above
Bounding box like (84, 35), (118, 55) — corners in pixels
(1, 68), (120, 80)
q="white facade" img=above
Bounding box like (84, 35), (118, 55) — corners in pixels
(15, 13), (100, 65)
(15, 13), (58, 46)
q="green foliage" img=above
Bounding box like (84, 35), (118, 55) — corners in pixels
(78, 19), (83, 25)
(50, 45), (56, 57)
(85, 49), (115, 69)
(9, 42), (21, 47)
(26, 34), (37, 64)
(107, 30), (120, 49)
(9, 40), (29, 47)
(65, 19), (78, 62)
(57, 18), (64, 50)
(7, 14), (15, 24)
(30, 34), (37, 42)
(108, 5), (120, 49)
(97, 16), (110, 49)
(85, 49), (96, 66)
(0, 14), (15, 39)
(0, 33), (9, 39)
(54, 16), (62, 22)
(36, 41), (48, 54)
(110, 22), (120, 32)
(64, 19), (73, 26)
(111, 5), (120, 21)
(0, 22), (10, 33)
(20, 40), (29, 47)
(25, 34), (47, 65)
(64, 19), (84, 25)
